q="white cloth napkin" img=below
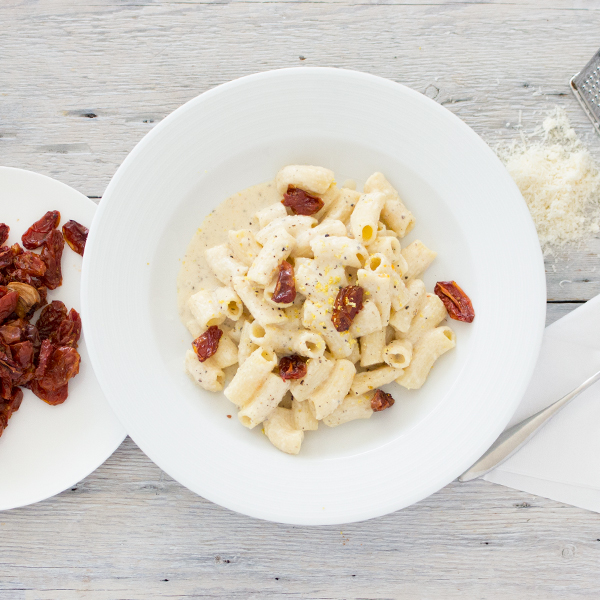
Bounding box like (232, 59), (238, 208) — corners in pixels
(484, 294), (600, 512)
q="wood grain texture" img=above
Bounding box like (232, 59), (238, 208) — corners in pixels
(2, 0), (600, 597)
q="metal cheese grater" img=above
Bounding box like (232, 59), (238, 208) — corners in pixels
(570, 48), (600, 135)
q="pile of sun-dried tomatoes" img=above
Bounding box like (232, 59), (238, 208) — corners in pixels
(0, 211), (89, 438)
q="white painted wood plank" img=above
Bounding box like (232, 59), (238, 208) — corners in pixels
(2, 1), (600, 596)
(2, 1), (600, 302)
(0, 304), (595, 600)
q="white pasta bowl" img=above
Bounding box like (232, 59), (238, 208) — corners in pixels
(82, 68), (546, 524)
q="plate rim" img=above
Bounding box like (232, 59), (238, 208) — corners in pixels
(0, 166), (127, 511)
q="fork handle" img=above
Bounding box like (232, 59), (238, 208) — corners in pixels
(458, 368), (600, 483)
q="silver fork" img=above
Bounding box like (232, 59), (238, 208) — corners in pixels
(459, 369), (600, 482)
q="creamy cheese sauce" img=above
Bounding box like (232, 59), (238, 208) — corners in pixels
(177, 180), (281, 328)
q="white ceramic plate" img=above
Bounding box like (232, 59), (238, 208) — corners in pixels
(0, 167), (126, 510)
(82, 68), (546, 525)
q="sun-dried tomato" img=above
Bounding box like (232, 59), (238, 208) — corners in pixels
(10, 341), (34, 386)
(371, 389), (395, 412)
(0, 224), (9, 246)
(29, 380), (69, 406)
(21, 322), (41, 360)
(434, 281), (475, 323)
(272, 260), (296, 304)
(36, 301), (67, 340)
(281, 186), (324, 216)
(62, 220), (88, 256)
(0, 387), (23, 435)
(14, 251), (47, 277)
(40, 230), (64, 290)
(36, 285), (48, 308)
(0, 247), (12, 270)
(0, 324), (22, 345)
(0, 291), (18, 325)
(21, 210), (60, 250)
(37, 345), (80, 391)
(278, 354), (307, 380)
(331, 285), (364, 332)
(52, 309), (82, 348)
(34, 339), (54, 380)
(192, 326), (223, 362)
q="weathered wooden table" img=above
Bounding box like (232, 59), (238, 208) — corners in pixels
(2, 1), (600, 598)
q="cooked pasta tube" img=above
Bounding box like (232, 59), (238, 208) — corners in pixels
(383, 339), (412, 370)
(302, 300), (354, 359)
(350, 191), (386, 245)
(247, 228), (296, 286)
(228, 229), (262, 267)
(357, 268), (392, 327)
(349, 300), (381, 338)
(255, 215), (316, 246)
(292, 399), (319, 431)
(255, 202), (287, 229)
(399, 293), (446, 346)
(292, 218), (347, 258)
(187, 287), (243, 329)
(322, 394), (373, 427)
(349, 365), (402, 396)
(249, 322), (326, 358)
(232, 276), (287, 326)
(237, 320), (258, 365)
(238, 374), (290, 429)
(224, 347), (277, 408)
(364, 172), (415, 238)
(310, 235), (368, 269)
(396, 326), (456, 389)
(275, 165), (335, 195)
(205, 244), (249, 286)
(401, 240), (437, 281)
(359, 329), (386, 367)
(323, 188), (361, 224)
(295, 260), (347, 304)
(309, 359), (356, 420)
(289, 355), (335, 401)
(211, 334), (239, 369)
(185, 349), (225, 392)
(390, 279), (426, 334)
(264, 408), (304, 455)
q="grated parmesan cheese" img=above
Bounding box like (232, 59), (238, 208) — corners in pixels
(497, 108), (600, 253)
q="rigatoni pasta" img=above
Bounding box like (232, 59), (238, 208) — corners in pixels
(178, 164), (469, 455)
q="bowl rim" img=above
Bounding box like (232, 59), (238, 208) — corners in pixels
(82, 67), (546, 524)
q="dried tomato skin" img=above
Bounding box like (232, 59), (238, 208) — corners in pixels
(10, 341), (34, 386)
(281, 186), (324, 216)
(38, 346), (80, 391)
(29, 380), (69, 406)
(0, 387), (23, 436)
(434, 281), (475, 323)
(52, 309), (82, 348)
(278, 355), (307, 380)
(0, 291), (19, 325)
(371, 389), (395, 412)
(62, 220), (88, 256)
(14, 251), (47, 277)
(0, 324), (22, 345)
(192, 326), (223, 362)
(40, 230), (64, 290)
(331, 285), (364, 332)
(34, 339), (54, 380)
(272, 260), (296, 304)
(0, 246), (13, 269)
(21, 210), (61, 250)
(0, 224), (9, 247)
(36, 301), (68, 340)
